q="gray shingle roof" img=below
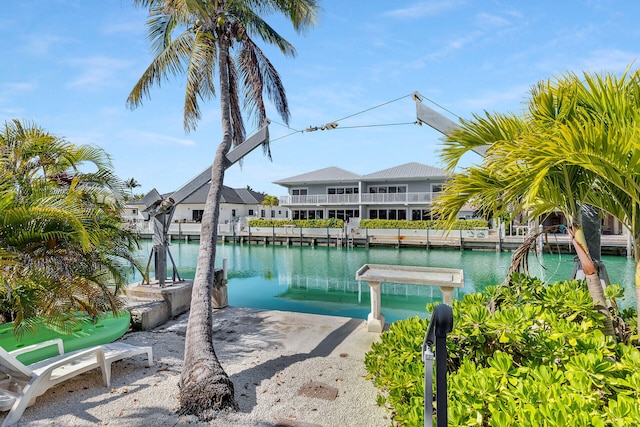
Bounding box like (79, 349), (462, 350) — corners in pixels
(176, 184), (265, 205)
(361, 162), (448, 180)
(273, 167), (361, 185)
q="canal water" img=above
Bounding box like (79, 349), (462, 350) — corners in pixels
(131, 241), (637, 323)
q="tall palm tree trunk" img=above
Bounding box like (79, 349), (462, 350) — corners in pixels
(178, 36), (237, 418)
(570, 225), (615, 337)
(634, 246), (640, 333)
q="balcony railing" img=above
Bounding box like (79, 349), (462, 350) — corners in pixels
(279, 192), (435, 206)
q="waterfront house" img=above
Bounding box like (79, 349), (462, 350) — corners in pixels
(123, 184), (288, 231)
(274, 162), (475, 223)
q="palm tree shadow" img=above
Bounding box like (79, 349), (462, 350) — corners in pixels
(228, 317), (363, 414)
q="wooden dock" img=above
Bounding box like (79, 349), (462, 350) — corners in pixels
(132, 224), (632, 256)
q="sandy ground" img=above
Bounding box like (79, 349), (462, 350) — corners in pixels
(3, 307), (391, 427)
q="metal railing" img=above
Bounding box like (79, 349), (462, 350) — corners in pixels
(423, 304), (454, 427)
(278, 191), (436, 206)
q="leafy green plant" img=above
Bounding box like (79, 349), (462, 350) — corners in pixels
(359, 219), (488, 230)
(247, 218), (343, 228)
(365, 273), (639, 426)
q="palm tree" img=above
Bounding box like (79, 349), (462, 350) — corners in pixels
(503, 68), (640, 332)
(128, 0), (318, 418)
(0, 119), (141, 334)
(434, 76), (619, 337)
(124, 177), (141, 199)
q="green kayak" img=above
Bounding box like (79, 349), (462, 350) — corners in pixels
(0, 311), (131, 365)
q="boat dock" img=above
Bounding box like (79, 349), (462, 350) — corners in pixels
(130, 223), (632, 256)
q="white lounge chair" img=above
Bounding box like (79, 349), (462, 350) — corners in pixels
(0, 339), (153, 427)
(101, 342), (154, 387)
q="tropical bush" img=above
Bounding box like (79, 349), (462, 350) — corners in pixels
(248, 218), (343, 228)
(364, 274), (640, 426)
(359, 219), (488, 230)
(0, 120), (141, 333)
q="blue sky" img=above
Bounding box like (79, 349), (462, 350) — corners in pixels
(1, 1), (639, 197)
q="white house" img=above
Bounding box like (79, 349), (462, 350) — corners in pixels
(123, 184), (288, 228)
(274, 162), (475, 223)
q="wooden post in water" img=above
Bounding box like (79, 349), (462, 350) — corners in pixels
(426, 227), (430, 250)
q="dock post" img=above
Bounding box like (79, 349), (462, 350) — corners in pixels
(426, 227), (430, 250)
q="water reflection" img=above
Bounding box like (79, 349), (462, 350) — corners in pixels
(131, 241), (636, 323)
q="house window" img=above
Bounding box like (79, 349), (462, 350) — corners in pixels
(432, 184), (445, 193)
(232, 209), (236, 217)
(369, 209), (406, 220)
(327, 187), (358, 195)
(369, 185), (406, 193)
(261, 209), (265, 217)
(192, 210), (204, 222)
(328, 210), (358, 220)
(292, 188), (308, 196)
(271, 211), (275, 218)
(412, 209), (431, 220)
(293, 209), (323, 220)
(131, 208), (138, 215)
(248, 209), (254, 216)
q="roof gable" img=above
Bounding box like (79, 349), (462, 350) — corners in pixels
(361, 162), (448, 180)
(179, 184), (264, 205)
(273, 166), (360, 185)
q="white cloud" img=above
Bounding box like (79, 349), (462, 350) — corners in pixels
(21, 33), (69, 56)
(0, 82), (37, 120)
(457, 84), (532, 113)
(121, 129), (197, 147)
(0, 82), (37, 101)
(383, 1), (464, 19)
(474, 12), (511, 30)
(582, 49), (639, 74)
(66, 56), (134, 91)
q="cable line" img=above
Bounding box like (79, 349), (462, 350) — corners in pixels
(333, 93), (414, 123)
(337, 121), (418, 130)
(265, 92), (460, 143)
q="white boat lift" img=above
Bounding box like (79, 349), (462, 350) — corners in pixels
(355, 264), (463, 332)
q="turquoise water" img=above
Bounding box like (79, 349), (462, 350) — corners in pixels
(131, 241), (637, 323)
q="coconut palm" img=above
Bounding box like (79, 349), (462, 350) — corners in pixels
(434, 77), (618, 336)
(128, 0), (318, 417)
(124, 177), (141, 199)
(0, 119), (141, 334)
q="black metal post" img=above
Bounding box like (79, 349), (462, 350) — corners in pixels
(423, 304), (454, 427)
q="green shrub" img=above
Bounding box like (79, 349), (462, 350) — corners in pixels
(247, 218), (343, 228)
(364, 273), (640, 426)
(359, 219), (488, 230)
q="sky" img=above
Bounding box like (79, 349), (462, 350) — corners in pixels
(1, 1), (639, 198)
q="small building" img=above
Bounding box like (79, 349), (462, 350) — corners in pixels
(123, 184), (288, 227)
(274, 162), (475, 223)
(170, 184), (286, 224)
